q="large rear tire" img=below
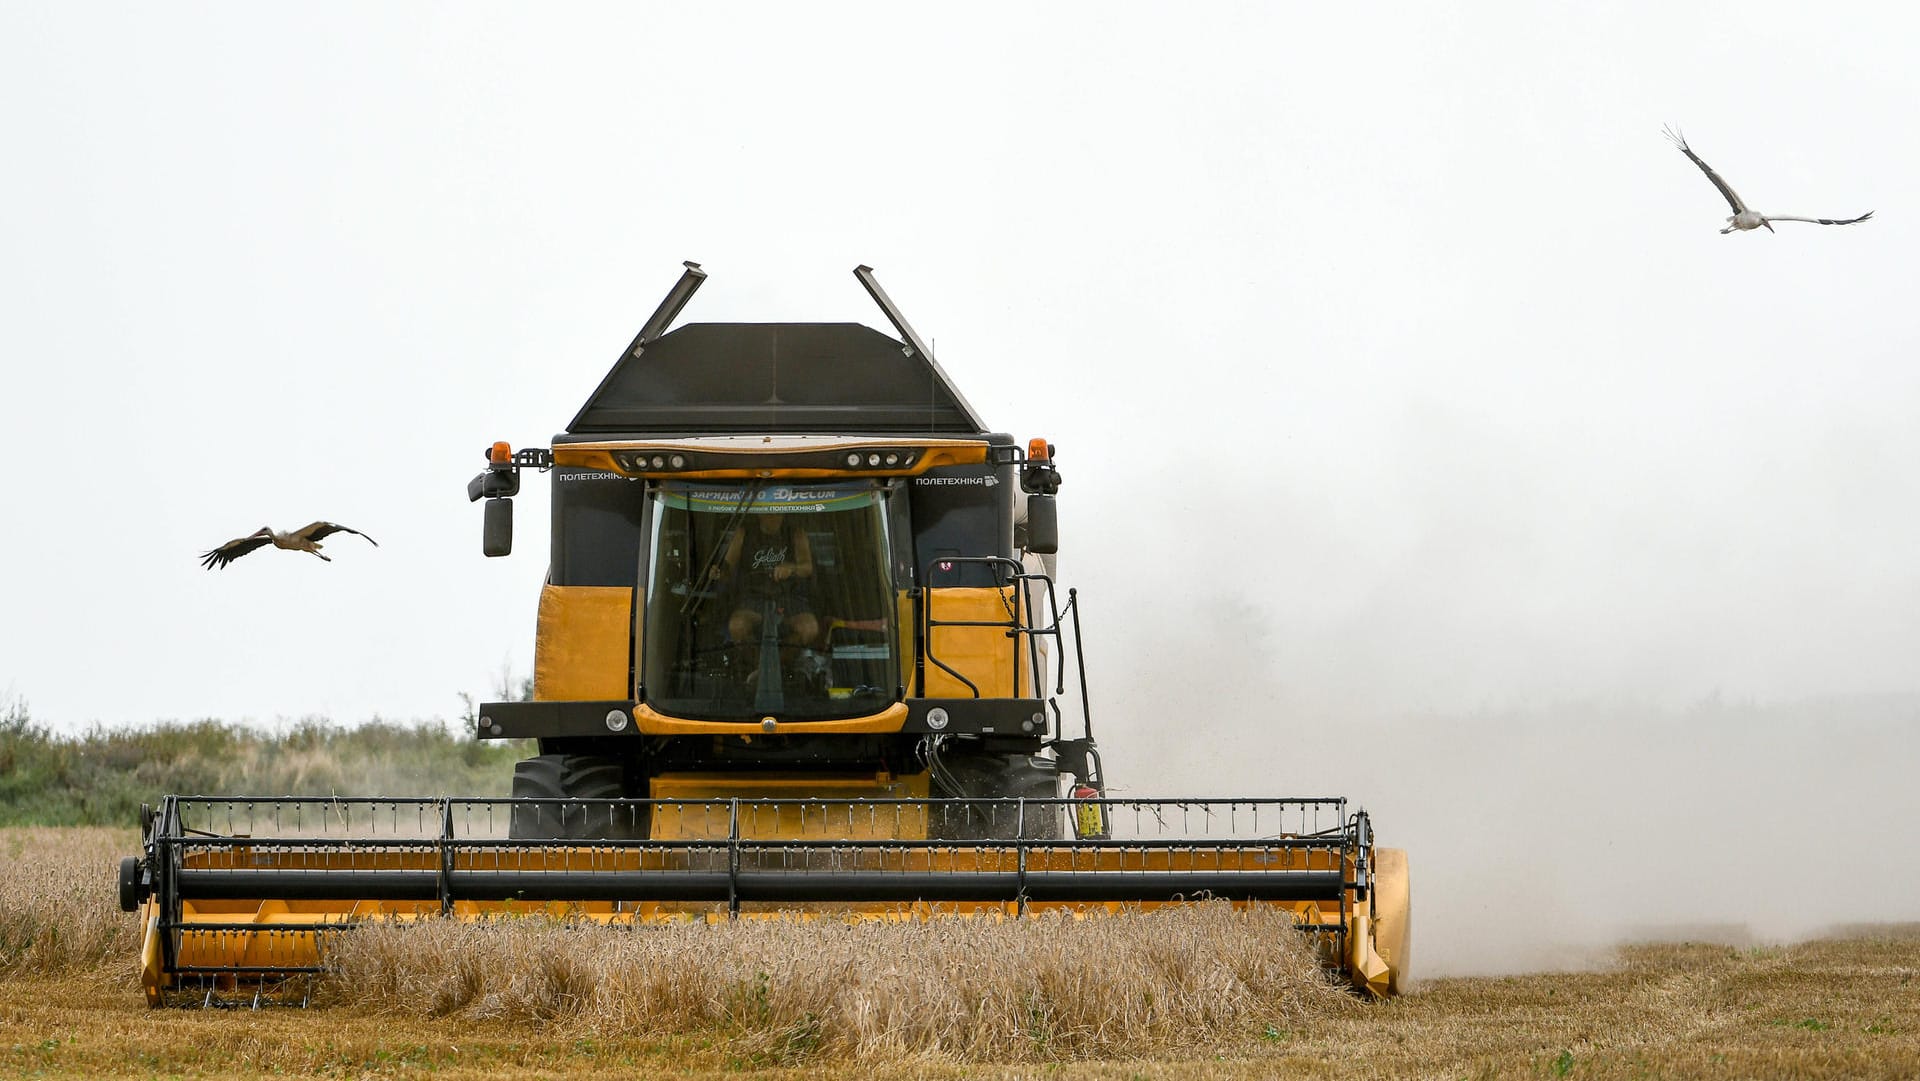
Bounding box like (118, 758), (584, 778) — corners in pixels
(508, 754), (649, 840)
(1371, 847), (1413, 995)
(929, 750), (1062, 840)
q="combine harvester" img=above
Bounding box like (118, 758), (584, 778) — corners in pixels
(118, 263), (1411, 1006)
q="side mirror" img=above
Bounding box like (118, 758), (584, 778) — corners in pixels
(483, 497), (513, 557)
(1024, 494), (1058, 555)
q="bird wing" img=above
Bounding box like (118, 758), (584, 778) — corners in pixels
(200, 531), (274, 570)
(294, 521), (379, 546)
(1762, 211), (1874, 226)
(1664, 126), (1748, 215)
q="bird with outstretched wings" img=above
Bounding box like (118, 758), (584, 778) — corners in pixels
(201, 521), (378, 570)
(1665, 125), (1873, 234)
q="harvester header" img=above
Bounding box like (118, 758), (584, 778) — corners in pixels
(120, 263), (1409, 1006)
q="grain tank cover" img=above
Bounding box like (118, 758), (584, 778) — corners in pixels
(567, 322), (983, 436)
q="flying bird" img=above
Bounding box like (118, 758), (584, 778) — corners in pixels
(200, 522), (378, 570)
(1664, 125), (1873, 234)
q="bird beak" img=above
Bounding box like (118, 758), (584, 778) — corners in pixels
(1763, 220), (1775, 233)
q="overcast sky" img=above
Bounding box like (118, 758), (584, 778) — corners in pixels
(5, 4), (1916, 971)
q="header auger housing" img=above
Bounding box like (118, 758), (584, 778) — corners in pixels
(120, 263), (1409, 1004)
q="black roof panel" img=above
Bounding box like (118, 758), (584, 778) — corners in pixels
(567, 322), (983, 435)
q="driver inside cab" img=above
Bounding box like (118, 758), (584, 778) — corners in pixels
(712, 512), (819, 648)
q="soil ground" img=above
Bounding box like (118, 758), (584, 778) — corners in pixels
(4, 930), (1916, 1080)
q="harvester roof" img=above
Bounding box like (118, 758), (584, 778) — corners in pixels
(567, 322), (983, 437)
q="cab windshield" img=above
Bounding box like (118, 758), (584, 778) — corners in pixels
(643, 481), (898, 720)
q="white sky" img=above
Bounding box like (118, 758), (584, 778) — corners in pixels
(4, 4), (1917, 971)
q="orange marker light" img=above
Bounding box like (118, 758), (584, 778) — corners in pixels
(1027, 437), (1051, 462)
(490, 441), (512, 464)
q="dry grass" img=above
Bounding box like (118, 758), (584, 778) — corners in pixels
(0, 827), (141, 978)
(4, 828), (1917, 1079)
(320, 905), (1352, 1063)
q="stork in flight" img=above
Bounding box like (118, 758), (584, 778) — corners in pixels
(200, 521), (378, 570)
(1665, 126), (1873, 234)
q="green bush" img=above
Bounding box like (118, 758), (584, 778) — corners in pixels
(0, 703), (530, 828)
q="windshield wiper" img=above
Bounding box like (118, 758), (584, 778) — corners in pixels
(681, 481), (764, 617)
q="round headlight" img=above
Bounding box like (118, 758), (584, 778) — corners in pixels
(651, 455), (666, 469)
(846, 452), (862, 466)
(604, 709), (629, 733)
(669, 454), (686, 469)
(926, 707), (950, 731)
(867, 453), (881, 466)
(884, 452), (899, 466)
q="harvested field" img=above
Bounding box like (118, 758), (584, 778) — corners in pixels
(4, 828), (1917, 1078)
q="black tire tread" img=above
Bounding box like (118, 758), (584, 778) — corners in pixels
(508, 754), (647, 840)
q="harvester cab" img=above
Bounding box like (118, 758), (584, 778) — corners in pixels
(117, 263), (1409, 1007)
(459, 262), (1102, 838)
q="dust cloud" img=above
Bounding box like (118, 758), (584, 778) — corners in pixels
(1056, 461), (1920, 979)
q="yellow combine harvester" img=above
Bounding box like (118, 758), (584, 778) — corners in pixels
(117, 263), (1411, 1005)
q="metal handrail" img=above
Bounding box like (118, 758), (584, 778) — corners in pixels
(919, 556), (1092, 743)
